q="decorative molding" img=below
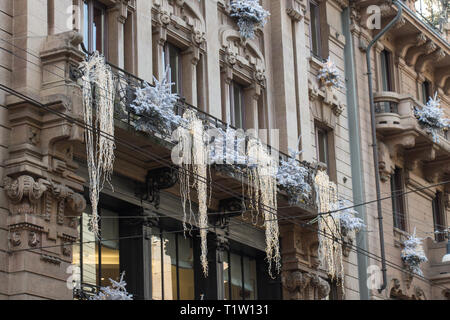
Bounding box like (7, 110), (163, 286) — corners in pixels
(286, 0), (306, 21)
(282, 270), (330, 300)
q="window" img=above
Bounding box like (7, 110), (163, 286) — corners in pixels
(422, 80), (432, 104)
(432, 192), (447, 242)
(83, 0), (107, 54)
(380, 49), (394, 92)
(310, 1), (322, 58)
(150, 228), (195, 300)
(315, 125), (336, 179)
(391, 167), (406, 231)
(163, 43), (183, 94)
(223, 252), (258, 300)
(230, 82), (245, 129)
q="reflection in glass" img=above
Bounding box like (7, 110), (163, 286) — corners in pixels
(99, 209), (120, 287)
(151, 228), (163, 300)
(243, 257), (257, 300)
(178, 235), (195, 300)
(223, 253), (230, 300)
(230, 253), (243, 300)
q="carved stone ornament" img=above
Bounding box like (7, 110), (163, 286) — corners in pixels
(282, 270), (331, 300)
(28, 231), (40, 248)
(10, 231), (21, 247)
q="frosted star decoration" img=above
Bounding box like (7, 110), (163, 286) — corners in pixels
(414, 93), (450, 143)
(276, 148), (311, 205)
(230, 0), (270, 39)
(130, 66), (184, 137)
(332, 199), (366, 235)
(90, 272), (133, 300)
(400, 228), (428, 277)
(317, 57), (344, 89)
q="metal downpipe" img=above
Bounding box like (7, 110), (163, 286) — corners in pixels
(365, 0), (403, 293)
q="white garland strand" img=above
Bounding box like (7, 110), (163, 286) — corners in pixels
(317, 57), (343, 89)
(314, 171), (344, 292)
(90, 272), (133, 300)
(414, 92), (450, 143)
(80, 52), (116, 237)
(230, 0), (270, 39)
(401, 227), (428, 276)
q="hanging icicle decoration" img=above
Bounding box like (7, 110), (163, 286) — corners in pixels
(179, 109), (209, 276)
(79, 52), (116, 238)
(246, 137), (280, 277)
(314, 170), (345, 291)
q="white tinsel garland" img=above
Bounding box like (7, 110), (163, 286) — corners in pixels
(178, 109), (210, 276)
(90, 272), (133, 300)
(130, 66), (183, 137)
(230, 0), (270, 39)
(414, 93), (450, 143)
(401, 228), (428, 277)
(315, 170), (344, 291)
(80, 52), (116, 237)
(276, 148), (311, 205)
(317, 57), (343, 89)
(333, 199), (366, 236)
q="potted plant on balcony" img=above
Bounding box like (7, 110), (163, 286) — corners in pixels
(401, 228), (428, 277)
(317, 57), (343, 89)
(414, 93), (450, 143)
(230, 0), (270, 40)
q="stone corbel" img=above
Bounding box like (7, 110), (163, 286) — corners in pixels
(404, 144), (437, 172)
(415, 48), (446, 73)
(423, 158), (450, 183)
(3, 176), (48, 215)
(405, 40), (437, 66)
(397, 33), (427, 59)
(286, 0), (306, 21)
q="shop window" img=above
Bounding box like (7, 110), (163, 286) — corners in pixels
(223, 251), (258, 300)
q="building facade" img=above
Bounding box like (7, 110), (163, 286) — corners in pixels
(0, 0), (448, 300)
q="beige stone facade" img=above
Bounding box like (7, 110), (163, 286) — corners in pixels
(0, 0), (448, 300)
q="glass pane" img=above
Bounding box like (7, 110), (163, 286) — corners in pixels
(99, 209), (120, 287)
(310, 2), (320, 57)
(167, 44), (181, 94)
(223, 253), (230, 300)
(233, 84), (243, 129)
(243, 257), (257, 300)
(230, 253), (243, 300)
(81, 211), (97, 286)
(151, 229), (163, 300)
(93, 6), (104, 53)
(162, 233), (177, 300)
(83, 1), (89, 50)
(317, 129), (328, 165)
(178, 235), (195, 300)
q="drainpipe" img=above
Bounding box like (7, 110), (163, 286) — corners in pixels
(365, 0), (403, 293)
(342, 7), (369, 300)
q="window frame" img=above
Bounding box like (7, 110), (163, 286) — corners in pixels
(421, 80), (432, 104)
(380, 49), (394, 92)
(432, 191), (447, 242)
(314, 123), (336, 181)
(391, 167), (407, 231)
(309, 0), (322, 59)
(223, 250), (258, 301)
(83, 0), (108, 55)
(229, 81), (245, 129)
(163, 42), (183, 95)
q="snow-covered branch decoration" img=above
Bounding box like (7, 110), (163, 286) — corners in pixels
(90, 272), (133, 300)
(401, 228), (428, 277)
(333, 200), (366, 236)
(230, 0), (270, 39)
(317, 57), (343, 89)
(130, 66), (182, 137)
(414, 93), (450, 143)
(315, 170), (344, 291)
(276, 148), (311, 205)
(79, 52), (116, 237)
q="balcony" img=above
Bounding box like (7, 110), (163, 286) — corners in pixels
(375, 91), (450, 181)
(70, 59), (318, 219)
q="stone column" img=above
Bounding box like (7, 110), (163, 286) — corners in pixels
(220, 67), (233, 124)
(108, 1), (128, 68)
(182, 49), (200, 106)
(135, 0), (153, 81)
(244, 85), (260, 133)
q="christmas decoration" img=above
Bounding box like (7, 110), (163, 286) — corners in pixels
(90, 272), (133, 300)
(130, 66), (183, 138)
(230, 0), (270, 39)
(79, 52), (116, 237)
(333, 199), (366, 236)
(414, 93), (450, 143)
(401, 228), (428, 277)
(317, 57), (343, 89)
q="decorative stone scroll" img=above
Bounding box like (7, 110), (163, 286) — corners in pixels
(282, 270), (331, 300)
